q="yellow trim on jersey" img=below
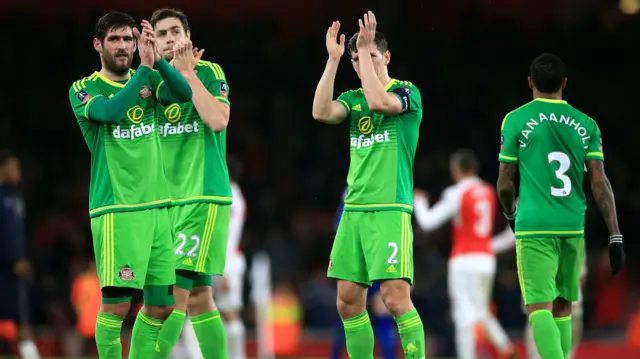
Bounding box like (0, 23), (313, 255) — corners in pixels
(498, 154), (518, 162)
(199, 60), (226, 81)
(72, 73), (98, 92)
(344, 203), (413, 211)
(94, 71), (130, 88)
(586, 151), (604, 159)
(337, 99), (350, 112)
(501, 100), (537, 130)
(384, 79), (397, 90)
(216, 96), (230, 105)
(170, 195), (232, 206)
(156, 80), (165, 99)
(534, 98), (567, 104)
(89, 199), (171, 217)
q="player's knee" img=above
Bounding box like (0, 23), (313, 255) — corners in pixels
(187, 285), (214, 315)
(379, 280), (412, 317)
(552, 297), (572, 317)
(142, 285), (175, 319)
(336, 282), (367, 318)
(101, 287), (134, 317)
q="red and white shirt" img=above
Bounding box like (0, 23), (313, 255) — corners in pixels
(414, 177), (496, 258)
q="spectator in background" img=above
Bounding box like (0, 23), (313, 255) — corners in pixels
(71, 258), (101, 356)
(0, 149), (40, 359)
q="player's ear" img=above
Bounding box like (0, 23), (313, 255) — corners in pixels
(93, 38), (102, 53)
(384, 50), (390, 66)
(187, 30), (191, 40)
(527, 76), (534, 90)
(562, 78), (568, 90)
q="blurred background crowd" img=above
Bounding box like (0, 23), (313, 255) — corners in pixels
(1, 0), (640, 357)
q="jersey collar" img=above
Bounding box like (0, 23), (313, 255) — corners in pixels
(534, 98), (567, 104)
(93, 70), (132, 88)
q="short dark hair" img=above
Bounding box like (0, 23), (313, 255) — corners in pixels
(94, 12), (137, 42)
(529, 53), (566, 93)
(347, 31), (389, 56)
(0, 149), (16, 167)
(150, 8), (190, 32)
(451, 149), (479, 174)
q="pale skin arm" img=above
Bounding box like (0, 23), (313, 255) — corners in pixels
(173, 42), (229, 132)
(312, 21), (348, 124)
(356, 12), (403, 116)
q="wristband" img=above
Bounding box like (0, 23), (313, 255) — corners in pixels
(610, 234), (623, 244)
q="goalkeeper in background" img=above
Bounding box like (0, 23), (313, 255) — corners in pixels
(497, 53), (625, 359)
(150, 8), (232, 359)
(68, 12), (192, 359)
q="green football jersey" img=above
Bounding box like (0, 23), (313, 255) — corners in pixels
(499, 98), (604, 238)
(156, 60), (232, 206)
(69, 69), (171, 218)
(336, 79), (423, 213)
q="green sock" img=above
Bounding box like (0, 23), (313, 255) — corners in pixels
(555, 316), (572, 358)
(394, 309), (426, 358)
(154, 310), (186, 359)
(95, 312), (124, 359)
(342, 312), (374, 359)
(129, 311), (164, 359)
(529, 310), (564, 359)
(191, 310), (228, 359)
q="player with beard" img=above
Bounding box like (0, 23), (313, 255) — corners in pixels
(68, 12), (192, 359)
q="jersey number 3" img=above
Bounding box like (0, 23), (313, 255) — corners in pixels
(548, 151), (572, 197)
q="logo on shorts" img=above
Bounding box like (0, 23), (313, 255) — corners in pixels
(385, 264), (397, 273)
(118, 266), (135, 281)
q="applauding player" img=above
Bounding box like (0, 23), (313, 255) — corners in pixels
(68, 12), (192, 359)
(413, 150), (515, 359)
(150, 8), (232, 359)
(313, 11), (425, 359)
(497, 53), (625, 359)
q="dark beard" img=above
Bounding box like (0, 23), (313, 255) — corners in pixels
(103, 51), (132, 76)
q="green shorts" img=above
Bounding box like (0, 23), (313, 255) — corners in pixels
(169, 203), (230, 276)
(90, 208), (175, 290)
(327, 211), (414, 286)
(516, 237), (584, 305)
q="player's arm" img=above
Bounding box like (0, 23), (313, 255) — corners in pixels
(357, 53), (406, 116)
(497, 114), (519, 218)
(413, 188), (459, 231)
(68, 65), (151, 124)
(184, 63), (230, 132)
(313, 21), (348, 124)
(312, 58), (348, 124)
(155, 58), (193, 103)
(586, 160), (620, 235)
(491, 224), (516, 254)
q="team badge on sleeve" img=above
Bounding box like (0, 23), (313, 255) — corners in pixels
(77, 89), (91, 104)
(220, 82), (228, 97)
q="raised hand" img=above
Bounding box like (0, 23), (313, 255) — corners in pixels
(134, 27), (154, 68)
(172, 40), (199, 72)
(356, 11), (377, 50)
(326, 21), (345, 60)
(140, 20), (161, 63)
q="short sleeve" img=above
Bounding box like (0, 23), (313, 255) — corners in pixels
(498, 113), (519, 164)
(389, 82), (422, 114)
(69, 78), (103, 121)
(585, 118), (604, 161)
(199, 62), (230, 106)
(335, 91), (351, 116)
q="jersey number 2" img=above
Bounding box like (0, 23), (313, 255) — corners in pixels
(548, 151), (572, 197)
(176, 233), (201, 257)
